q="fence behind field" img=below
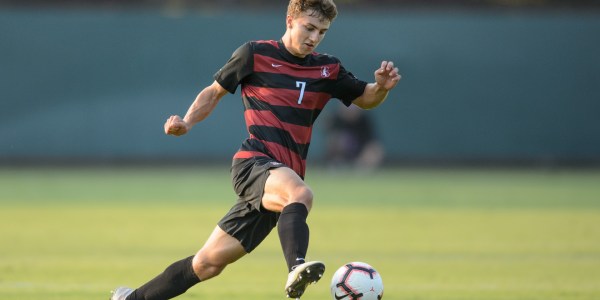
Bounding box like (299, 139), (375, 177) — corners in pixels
(1, 8), (599, 165)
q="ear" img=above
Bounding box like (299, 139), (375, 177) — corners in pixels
(286, 15), (293, 29)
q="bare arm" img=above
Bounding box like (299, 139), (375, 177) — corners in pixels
(352, 61), (401, 110)
(164, 80), (229, 136)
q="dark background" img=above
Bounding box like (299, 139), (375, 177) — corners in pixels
(1, 1), (599, 167)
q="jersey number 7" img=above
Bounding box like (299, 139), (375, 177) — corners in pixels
(296, 81), (306, 104)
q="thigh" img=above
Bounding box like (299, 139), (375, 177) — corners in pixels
(230, 156), (309, 213)
(262, 167), (312, 213)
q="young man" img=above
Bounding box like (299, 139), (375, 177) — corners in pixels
(111, 0), (400, 299)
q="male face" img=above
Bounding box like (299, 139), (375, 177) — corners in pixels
(286, 10), (331, 58)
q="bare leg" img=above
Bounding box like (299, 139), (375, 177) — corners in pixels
(262, 167), (313, 270)
(261, 167), (324, 298)
(262, 167), (313, 213)
(192, 225), (247, 281)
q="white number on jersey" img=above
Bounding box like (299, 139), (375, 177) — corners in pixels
(296, 81), (306, 104)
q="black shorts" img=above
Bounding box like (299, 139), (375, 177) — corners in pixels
(217, 156), (285, 253)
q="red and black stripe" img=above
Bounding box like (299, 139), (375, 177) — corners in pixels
(220, 40), (365, 177)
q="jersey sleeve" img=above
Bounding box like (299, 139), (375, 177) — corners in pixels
(332, 64), (368, 107)
(213, 42), (254, 94)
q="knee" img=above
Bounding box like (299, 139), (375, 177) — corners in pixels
(289, 185), (313, 211)
(192, 254), (226, 281)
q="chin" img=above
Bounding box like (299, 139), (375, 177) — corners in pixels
(301, 47), (314, 55)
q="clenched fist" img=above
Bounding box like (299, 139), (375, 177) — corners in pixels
(164, 115), (189, 136)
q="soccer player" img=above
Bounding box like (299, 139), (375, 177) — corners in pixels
(111, 0), (400, 299)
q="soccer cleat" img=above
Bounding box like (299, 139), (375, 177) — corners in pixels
(109, 287), (133, 300)
(285, 261), (325, 299)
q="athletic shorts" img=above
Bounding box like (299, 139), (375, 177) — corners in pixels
(217, 156), (285, 253)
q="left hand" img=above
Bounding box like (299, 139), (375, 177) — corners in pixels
(374, 61), (401, 91)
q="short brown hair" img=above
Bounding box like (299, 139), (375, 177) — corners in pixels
(287, 0), (338, 22)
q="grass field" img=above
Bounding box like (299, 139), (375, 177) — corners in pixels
(1, 166), (600, 300)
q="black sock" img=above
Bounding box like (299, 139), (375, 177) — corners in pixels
(278, 202), (309, 272)
(127, 255), (200, 300)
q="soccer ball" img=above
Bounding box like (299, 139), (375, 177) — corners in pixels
(330, 262), (384, 300)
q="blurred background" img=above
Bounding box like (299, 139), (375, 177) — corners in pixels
(1, 0), (599, 168)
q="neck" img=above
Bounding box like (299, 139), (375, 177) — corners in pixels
(281, 33), (306, 58)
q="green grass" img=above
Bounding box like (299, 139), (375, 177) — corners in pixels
(1, 167), (600, 299)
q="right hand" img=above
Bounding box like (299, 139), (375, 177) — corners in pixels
(164, 115), (189, 136)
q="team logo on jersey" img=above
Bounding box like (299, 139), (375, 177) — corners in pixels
(321, 66), (330, 78)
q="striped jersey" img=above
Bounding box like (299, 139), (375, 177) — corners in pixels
(214, 40), (367, 178)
